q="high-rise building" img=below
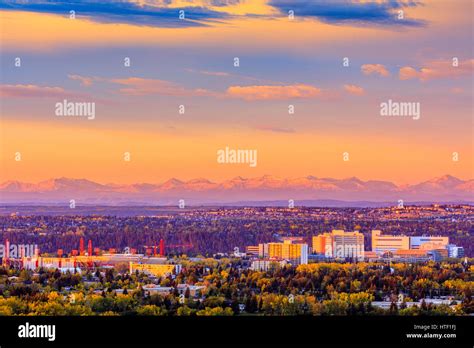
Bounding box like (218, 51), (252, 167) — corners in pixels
(371, 230), (410, 254)
(258, 241), (308, 265)
(329, 230), (364, 258)
(314, 230), (364, 259)
(312, 235), (326, 254)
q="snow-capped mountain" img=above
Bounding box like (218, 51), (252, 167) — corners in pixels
(0, 175), (472, 205)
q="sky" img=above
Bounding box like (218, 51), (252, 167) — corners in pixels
(0, 0), (473, 185)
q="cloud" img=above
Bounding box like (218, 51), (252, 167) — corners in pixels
(186, 69), (231, 77)
(343, 84), (365, 96)
(67, 74), (327, 101)
(361, 64), (390, 77)
(110, 77), (215, 97)
(68, 74), (95, 86)
(450, 87), (463, 94)
(0, 0), (230, 28)
(226, 84), (321, 100)
(255, 125), (295, 133)
(207, 0), (242, 6)
(399, 59), (474, 81)
(0, 84), (78, 98)
(185, 69), (283, 86)
(269, 0), (425, 27)
(199, 70), (230, 77)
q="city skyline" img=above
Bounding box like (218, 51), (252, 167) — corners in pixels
(0, 1), (472, 342)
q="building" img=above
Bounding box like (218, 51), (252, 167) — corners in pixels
(279, 236), (305, 244)
(419, 242), (449, 250)
(142, 284), (173, 296)
(176, 284), (206, 296)
(410, 236), (449, 249)
(312, 235), (326, 254)
(246, 245), (259, 256)
(129, 263), (181, 277)
(314, 230), (364, 259)
(393, 249), (431, 262)
(371, 230), (410, 254)
(371, 231), (451, 260)
(141, 284), (206, 297)
(447, 244), (465, 258)
(21, 256), (77, 270)
(258, 243), (268, 258)
(258, 241), (308, 265)
(362, 251), (379, 262)
(429, 249), (448, 262)
(250, 259), (288, 271)
(329, 230), (364, 259)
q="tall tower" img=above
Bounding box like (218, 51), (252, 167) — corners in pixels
(160, 239), (165, 256)
(79, 237), (85, 256)
(88, 240), (92, 256)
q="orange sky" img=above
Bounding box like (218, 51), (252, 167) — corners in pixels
(0, 1), (472, 185)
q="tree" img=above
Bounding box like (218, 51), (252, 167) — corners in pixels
(246, 295), (258, 313)
(177, 306), (193, 316)
(196, 307), (233, 316)
(136, 305), (166, 316)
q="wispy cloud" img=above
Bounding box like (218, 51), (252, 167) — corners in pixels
(185, 68), (282, 85)
(399, 59), (474, 81)
(110, 77), (216, 97)
(343, 84), (365, 96)
(0, 0), (230, 28)
(361, 64), (390, 77)
(185, 69), (231, 77)
(226, 84), (322, 100)
(269, 0), (425, 27)
(0, 84), (79, 98)
(68, 74), (95, 86)
(255, 125), (295, 133)
(67, 75), (335, 101)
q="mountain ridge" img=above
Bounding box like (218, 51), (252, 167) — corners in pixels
(0, 175), (472, 205)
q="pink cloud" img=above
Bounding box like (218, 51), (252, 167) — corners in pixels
(68, 74), (95, 86)
(0, 84), (77, 98)
(186, 69), (230, 77)
(361, 64), (390, 77)
(110, 77), (215, 97)
(399, 59), (474, 81)
(343, 84), (365, 96)
(451, 87), (464, 94)
(255, 125), (295, 133)
(226, 84), (322, 101)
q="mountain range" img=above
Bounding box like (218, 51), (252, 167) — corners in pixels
(0, 175), (472, 206)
